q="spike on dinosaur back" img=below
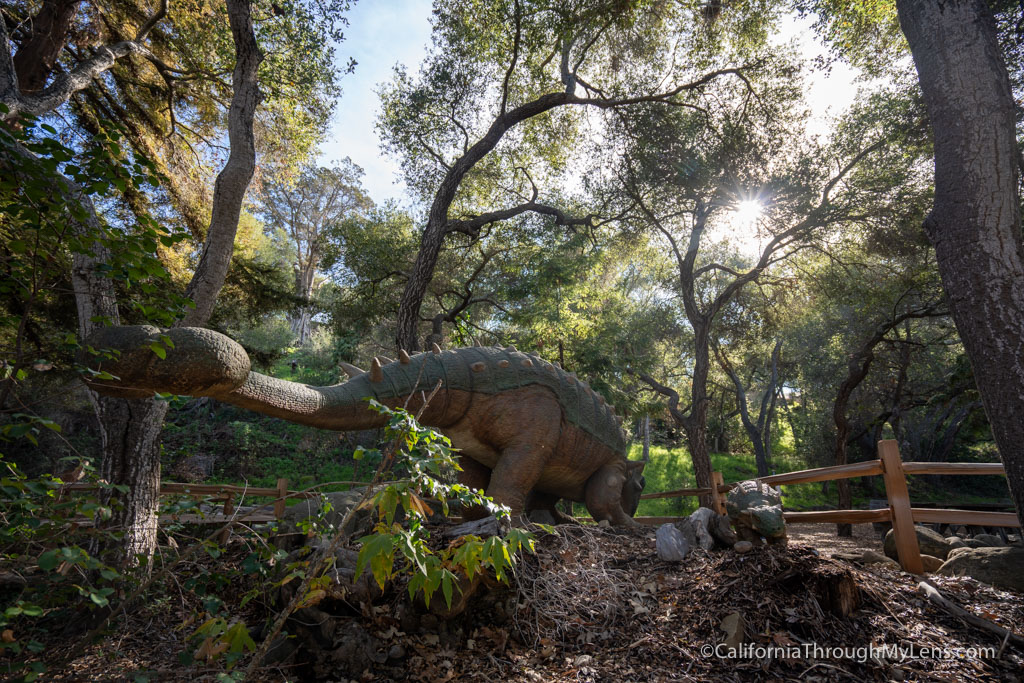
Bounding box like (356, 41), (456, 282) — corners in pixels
(471, 362), (486, 372)
(505, 345), (517, 352)
(399, 350), (411, 364)
(339, 361), (365, 379)
(432, 343), (442, 355)
(369, 357), (383, 383)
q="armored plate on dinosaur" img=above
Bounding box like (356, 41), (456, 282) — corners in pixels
(349, 346), (627, 455)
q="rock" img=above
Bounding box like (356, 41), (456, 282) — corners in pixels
(672, 518), (698, 548)
(387, 644), (406, 660)
(719, 612), (745, 653)
(277, 488), (375, 549)
(936, 546), (1024, 592)
(656, 523), (691, 561)
(689, 507), (716, 551)
(329, 623), (387, 670)
(861, 550), (899, 566)
(947, 547), (973, 561)
(972, 533), (1005, 547)
(920, 554), (944, 573)
(946, 537), (966, 549)
(709, 512), (738, 547)
(597, 519), (610, 528)
(733, 541), (753, 554)
(261, 635), (297, 666)
(883, 525), (951, 561)
(963, 538), (990, 548)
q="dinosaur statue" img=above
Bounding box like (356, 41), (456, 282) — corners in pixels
(84, 325), (646, 526)
(725, 480), (787, 545)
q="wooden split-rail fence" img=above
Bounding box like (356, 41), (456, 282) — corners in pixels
(633, 439), (1020, 574)
(58, 440), (1018, 573)
(59, 478), (325, 525)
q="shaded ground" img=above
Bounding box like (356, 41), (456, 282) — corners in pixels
(42, 521), (1024, 682)
(788, 522), (882, 556)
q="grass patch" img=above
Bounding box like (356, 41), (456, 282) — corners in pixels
(630, 444), (838, 517)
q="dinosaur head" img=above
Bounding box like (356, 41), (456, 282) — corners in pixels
(620, 460), (646, 518)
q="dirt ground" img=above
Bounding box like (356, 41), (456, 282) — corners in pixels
(44, 520), (1024, 682)
(788, 522), (883, 555)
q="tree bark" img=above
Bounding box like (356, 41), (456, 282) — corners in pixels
(5, 0), (262, 564)
(10, 0), (81, 94)
(897, 0), (1024, 529)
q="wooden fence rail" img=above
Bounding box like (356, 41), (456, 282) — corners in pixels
(632, 439), (1019, 574)
(59, 478), (340, 524)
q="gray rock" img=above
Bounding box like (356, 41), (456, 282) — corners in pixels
(689, 507), (716, 551)
(709, 512), (739, 548)
(261, 635), (297, 666)
(936, 546), (1024, 593)
(733, 541), (753, 554)
(884, 525), (951, 561)
(861, 549), (899, 566)
(946, 537), (966, 549)
(277, 488), (375, 549)
(672, 518), (698, 549)
(388, 644), (406, 660)
(656, 523), (691, 561)
(920, 554), (944, 573)
(963, 538), (990, 548)
(972, 533), (1005, 547)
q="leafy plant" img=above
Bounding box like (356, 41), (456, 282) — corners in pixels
(351, 399), (536, 609)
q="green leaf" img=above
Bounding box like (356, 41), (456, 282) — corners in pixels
(37, 550), (59, 571)
(149, 343), (166, 360)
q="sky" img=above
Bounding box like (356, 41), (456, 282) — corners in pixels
(318, 0), (434, 205)
(319, 3), (864, 208)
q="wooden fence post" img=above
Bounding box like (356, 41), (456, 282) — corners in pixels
(274, 478), (288, 519)
(878, 440), (923, 574)
(218, 493), (235, 544)
(710, 471), (727, 515)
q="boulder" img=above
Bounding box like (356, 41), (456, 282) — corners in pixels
(733, 541), (753, 554)
(277, 488), (375, 548)
(946, 537), (966, 549)
(689, 507), (716, 551)
(972, 533), (1005, 547)
(936, 547), (1024, 593)
(883, 526), (950, 561)
(656, 523), (691, 561)
(709, 512), (739, 547)
(672, 518), (699, 549)
(920, 554), (944, 573)
(861, 549), (899, 566)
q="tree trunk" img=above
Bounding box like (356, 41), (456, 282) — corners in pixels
(897, 0), (1024, 529)
(688, 325), (715, 508)
(641, 414), (650, 462)
(11, 0), (81, 94)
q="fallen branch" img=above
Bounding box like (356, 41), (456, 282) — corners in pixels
(916, 581), (1024, 649)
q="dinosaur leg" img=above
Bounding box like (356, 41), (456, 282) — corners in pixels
(486, 442), (557, 524)
(457, 455), (492, 521)
(525, 491), (579, 525)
